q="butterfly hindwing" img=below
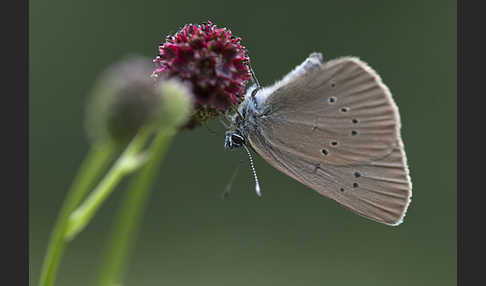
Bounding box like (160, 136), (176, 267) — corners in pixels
(246, 55), (412, 225)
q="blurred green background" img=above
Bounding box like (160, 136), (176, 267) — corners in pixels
(29, 1), (457, 285)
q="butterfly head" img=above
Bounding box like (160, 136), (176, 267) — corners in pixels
(224, 129), (246, 150)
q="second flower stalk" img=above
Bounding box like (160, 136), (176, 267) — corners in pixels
(65, 73), (193, 241)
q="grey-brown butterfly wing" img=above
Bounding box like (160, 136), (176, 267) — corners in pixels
(246, 54), (412, 225)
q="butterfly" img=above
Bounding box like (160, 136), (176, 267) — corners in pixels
(224, 52), (412, 226)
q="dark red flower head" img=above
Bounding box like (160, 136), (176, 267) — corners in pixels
(153, 21), (251, 128)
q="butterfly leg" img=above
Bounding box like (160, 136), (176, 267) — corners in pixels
(219, 117), (230, 129)
(218, 111), (235, 128)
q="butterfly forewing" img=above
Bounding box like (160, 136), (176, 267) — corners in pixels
(264, 57), (399, 165)
(247, 56), (411, 225)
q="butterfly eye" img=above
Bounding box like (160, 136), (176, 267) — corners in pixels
(231, 134), (244, 145)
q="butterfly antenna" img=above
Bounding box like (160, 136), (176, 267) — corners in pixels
(221, 160), (244, 199)
(247, 61), (261, 98)
(203, 122), (218, 135)
(242, 144), (262, 197)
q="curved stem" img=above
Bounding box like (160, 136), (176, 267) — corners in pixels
(97, 128), (176, 286)
(65, 127), (153, 241)
(38, 140), (116, 286)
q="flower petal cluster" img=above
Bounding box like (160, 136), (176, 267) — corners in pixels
(153, 21), (250, 127)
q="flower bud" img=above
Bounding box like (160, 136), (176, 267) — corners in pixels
(86, 56), (192, 144)
(156, 79), (193, 130)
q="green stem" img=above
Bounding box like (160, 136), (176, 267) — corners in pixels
(65, 127), (154, 241)
(38, 140), (116, 286)
(97, 128), (176, 286)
